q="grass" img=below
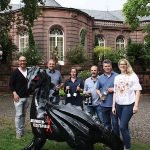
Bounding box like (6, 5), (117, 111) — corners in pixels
(0, 118), (150, 150)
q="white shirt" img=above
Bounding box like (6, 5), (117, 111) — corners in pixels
(18, 67), (27, 78)
(114, 73), (142, 105)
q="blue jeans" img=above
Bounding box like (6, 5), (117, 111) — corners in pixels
(14, 98), (29, 135)
(116, 103), (134, 149)
(84, 105), (103, 123)
(101, 106), (119, 136)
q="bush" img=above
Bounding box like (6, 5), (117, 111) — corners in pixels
(106, 48), (127, 64)
(126, 43), (144, 64)
(78, 70), (91, 80)
(59, 89), (66, 97)
(94, 46), (127, 64)
(22, 45), (42, 66)
(94, 46), (112, 61)
(66, 45), (87, 65)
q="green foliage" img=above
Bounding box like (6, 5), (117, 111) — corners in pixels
(0, 2), (14, 46)
(94, 46), (127, 67)
(123, 0), (150, 30)
(21, 45), (42, 66)
(0, 0), (45, 63)
(78, 70), (91, 80)
(66, 45), (87, 65)
(94, 46), (112, 61)
(59, 89), (66, 97)
(106, 48), (127, 64)
(21, 0), (44, 28)
(20, 1), (45, 50)
(0, 0), (11, 11)
(126, 43), (144, 64)
(0, 33), (17, 63)
(125, 24), (150, 69)
(142, 25), (150, 69)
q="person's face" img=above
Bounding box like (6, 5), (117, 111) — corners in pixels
(47, 60), (56, 70)
(70, 69), (77, 78)
(18, 56), (26, 69)
(119, 61), (127, 73)
(91, 66), (98, 78)
(103, 63), (112, 74)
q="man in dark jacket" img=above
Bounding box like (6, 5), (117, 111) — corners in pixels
(9, 56), (29, 139)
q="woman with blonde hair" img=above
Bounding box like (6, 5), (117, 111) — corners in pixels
(112, 58), (142, 150)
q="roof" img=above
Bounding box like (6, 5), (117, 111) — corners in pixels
(10, 0), (62, 10)
(80, 9), (124, 21)
(7, 2), (150, 22)
(40, 0), (62, 7)
(81, 9), (150, 22)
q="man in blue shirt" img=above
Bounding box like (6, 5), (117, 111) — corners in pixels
(83, 65), (103, 123)
(96, 59), (119, 136)
(46, 59), (63, 104)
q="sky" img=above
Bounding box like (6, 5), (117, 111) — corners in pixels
(11, 0), (127, 11)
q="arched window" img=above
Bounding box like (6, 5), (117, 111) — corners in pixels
(80, 29), (86, 46)
(98, 36), (105, 47)
(116, 36), (125, 49)
(49, 27), (64, 65)
(19, 32), (29, 52)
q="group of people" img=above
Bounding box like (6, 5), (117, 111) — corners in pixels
(9, 56), (142, 150)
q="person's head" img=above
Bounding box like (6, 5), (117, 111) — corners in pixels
(18, 56), (27, 69)
(102, 59), (112, 74)
(70, 67), (78, 78)
(118, 59), (134, 75)
(90, 65), (99, 78)
(47, 59), (56, 70)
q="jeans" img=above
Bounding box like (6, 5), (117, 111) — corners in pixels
(84, 105), (103, 123)
(101, 106), (119, 136)
(116, 103), (134, 149)
(14, 98), (29, 135)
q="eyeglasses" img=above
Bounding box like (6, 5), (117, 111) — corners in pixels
(119, 64), (127, 66)
(19, 60), (26, 62)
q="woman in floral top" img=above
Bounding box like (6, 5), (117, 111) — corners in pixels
(112, 59), (142, 150)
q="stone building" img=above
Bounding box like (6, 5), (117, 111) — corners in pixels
(0, 0), (150, 92)
(9, 0), (149, 65)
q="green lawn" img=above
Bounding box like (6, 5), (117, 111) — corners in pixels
(0, 118), (150, 150)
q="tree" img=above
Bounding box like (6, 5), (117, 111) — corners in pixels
(0, 0), (45, 64)
(0, 1), (17, 63)
(20, 0), (44, 48)
(123, 0), (150, 69)
(0, 0), (11, 11)
(123, 0), (150, 30)
(66, 45), (87, 65)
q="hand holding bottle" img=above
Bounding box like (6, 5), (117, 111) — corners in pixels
(76, 84), (81, 92)
(66, 86), (71, 97)
(100, 89), (108, 101)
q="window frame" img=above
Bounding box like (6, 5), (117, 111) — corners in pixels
(19, 32), (29, 53)
(98, 36), (105, 47)
(49, 27), (64, 65)
(116, 36), (125, 50)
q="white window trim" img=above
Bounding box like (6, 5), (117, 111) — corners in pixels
(49, 28), (64, 65)
(116, 37), (125, 49)
(98, 36), (105, 48)
(19, 32), (29, 52)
